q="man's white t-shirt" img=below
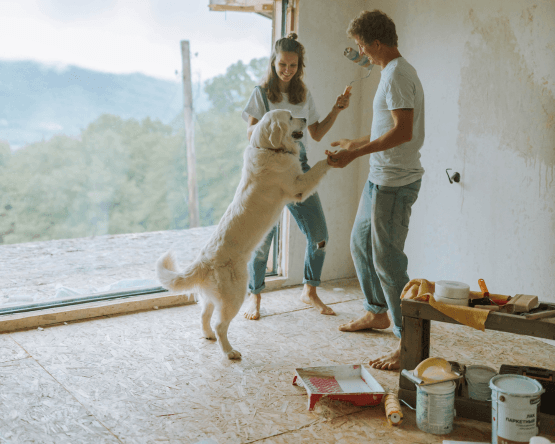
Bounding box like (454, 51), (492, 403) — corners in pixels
(242, 88), (320, 147)
(370, 57), (425, 187)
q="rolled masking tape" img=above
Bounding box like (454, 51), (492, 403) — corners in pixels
(433, 294), (468, 306)
(435, 281), (470, 300)
(384, 392), (403, 425)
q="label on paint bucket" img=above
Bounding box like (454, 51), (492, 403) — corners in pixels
(416, 381), (455, 435)
(490, 375), (545, 444)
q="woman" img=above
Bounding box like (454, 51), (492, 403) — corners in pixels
(241, 33), (351, 320)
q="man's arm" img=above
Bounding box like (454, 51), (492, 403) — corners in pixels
(331, 134), (371, 151)
(326, 108), (413, 168)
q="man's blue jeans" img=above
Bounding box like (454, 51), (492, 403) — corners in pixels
(248, 143), (328, 294)
(350, 178), (422, 338)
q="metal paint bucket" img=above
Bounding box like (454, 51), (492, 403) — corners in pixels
(490, 374), (545, 444)
(466, 365), (497, 401)
(416, 380), (456, 435)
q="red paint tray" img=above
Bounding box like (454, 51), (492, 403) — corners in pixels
(292, 364), (385, 410)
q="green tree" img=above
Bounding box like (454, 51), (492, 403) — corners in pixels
(0, 141), (10, 167)
(0, 56), (269, 244)
(204, 57), (268, 114)
(193, 57), (268, 225)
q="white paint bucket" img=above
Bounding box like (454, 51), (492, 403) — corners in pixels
(490, 374), (545, 444)
(416, 380), (456, 435)
(466, 365), (497, 401)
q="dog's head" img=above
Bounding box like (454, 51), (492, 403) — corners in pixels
(250, 109), (307, 155)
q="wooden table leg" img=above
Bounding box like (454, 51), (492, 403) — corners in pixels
(399, 315), (430, 391)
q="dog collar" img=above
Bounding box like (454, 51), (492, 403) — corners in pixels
(257, 147), (294, 155)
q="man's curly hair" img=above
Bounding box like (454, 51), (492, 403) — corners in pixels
(347, 10), (398, 47)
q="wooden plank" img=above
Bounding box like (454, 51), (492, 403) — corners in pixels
(0, 291), (196, 333)
(181, 41), (199, 228)
(399, 316), (430, 390)
(539, 412), (555, 436)
(398, 388), (416, 407)
(208, 4), (272, 13)
(401, 299), (555, 340)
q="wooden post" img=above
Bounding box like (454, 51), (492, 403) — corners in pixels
(181, 40), (199, 228)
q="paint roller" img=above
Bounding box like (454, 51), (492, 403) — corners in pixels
(343, 47), (373, 87)
(344, 47), (373, 69)
(383, 392), (403, 425)
(339, 47), (374, 108)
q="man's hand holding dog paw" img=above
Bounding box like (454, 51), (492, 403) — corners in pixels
(325, 148), (357, 168)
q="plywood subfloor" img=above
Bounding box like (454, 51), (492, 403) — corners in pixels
(1, 279), (554, 443)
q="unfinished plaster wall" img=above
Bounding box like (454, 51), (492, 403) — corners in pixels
(282, 0), (367, 285)
(356, 0), (555, 301)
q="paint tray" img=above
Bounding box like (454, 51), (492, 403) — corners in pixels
(292, 364), (385, 410)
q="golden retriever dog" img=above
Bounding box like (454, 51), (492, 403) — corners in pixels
(156, 109), (331, 359)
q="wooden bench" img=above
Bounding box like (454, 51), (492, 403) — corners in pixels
(398, 299), (555, 435)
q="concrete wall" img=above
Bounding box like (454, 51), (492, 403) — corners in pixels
(290, 0), (555, 303)
(282, 0), (366, 285)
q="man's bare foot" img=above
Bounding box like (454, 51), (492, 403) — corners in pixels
(300, 284), (335, 315)
(243, 293), (261, 320)
(369, 340), (401, 371)
(339, 311), (390, 332)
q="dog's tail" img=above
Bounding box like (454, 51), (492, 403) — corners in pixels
(156, 251), (205, 292)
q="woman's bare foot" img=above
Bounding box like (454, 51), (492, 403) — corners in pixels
(243, 293), (261, 320)
(369, 340), (401, 371)
(300, 284), (335, 315)
(338, 311), (390, 332)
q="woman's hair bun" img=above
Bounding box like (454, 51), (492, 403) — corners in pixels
(287, 32), (298, 40)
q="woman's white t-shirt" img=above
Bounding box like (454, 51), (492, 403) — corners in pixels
(242, 88), (320, 147)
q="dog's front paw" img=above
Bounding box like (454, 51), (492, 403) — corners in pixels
(226, 349), (242, 360)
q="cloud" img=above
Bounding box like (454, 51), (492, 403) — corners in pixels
(0, 0), (271, 81)
(38, 122), (64, 131)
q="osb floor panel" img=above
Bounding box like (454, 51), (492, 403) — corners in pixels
(1, 279), (555, 444)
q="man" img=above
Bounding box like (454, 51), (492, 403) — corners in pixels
(326, 10), (425, 370)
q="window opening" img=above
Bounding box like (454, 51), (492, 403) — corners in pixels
(0, 3), (273, 315)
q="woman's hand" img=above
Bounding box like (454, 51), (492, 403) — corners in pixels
(335, 91), (351, 111)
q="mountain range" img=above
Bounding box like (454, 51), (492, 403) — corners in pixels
(0, 60), (210, 150)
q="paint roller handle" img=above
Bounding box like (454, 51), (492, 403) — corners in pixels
(478, 279), (490, 298)
(337, 86), (352, 110)
(401, 369), (423, 385)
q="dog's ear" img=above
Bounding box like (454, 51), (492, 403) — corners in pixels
(269, 119), (287, 149)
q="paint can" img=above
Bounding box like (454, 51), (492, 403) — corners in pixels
(466, 365), (497, 401)
(416, 380), (456, 435)
(490, 374), (545, 444)
(529, 438), (552, 444)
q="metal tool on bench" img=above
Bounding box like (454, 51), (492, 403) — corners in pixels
(469, 279), (499, 309)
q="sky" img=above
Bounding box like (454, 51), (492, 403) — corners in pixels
(0, 0), (272, 82)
